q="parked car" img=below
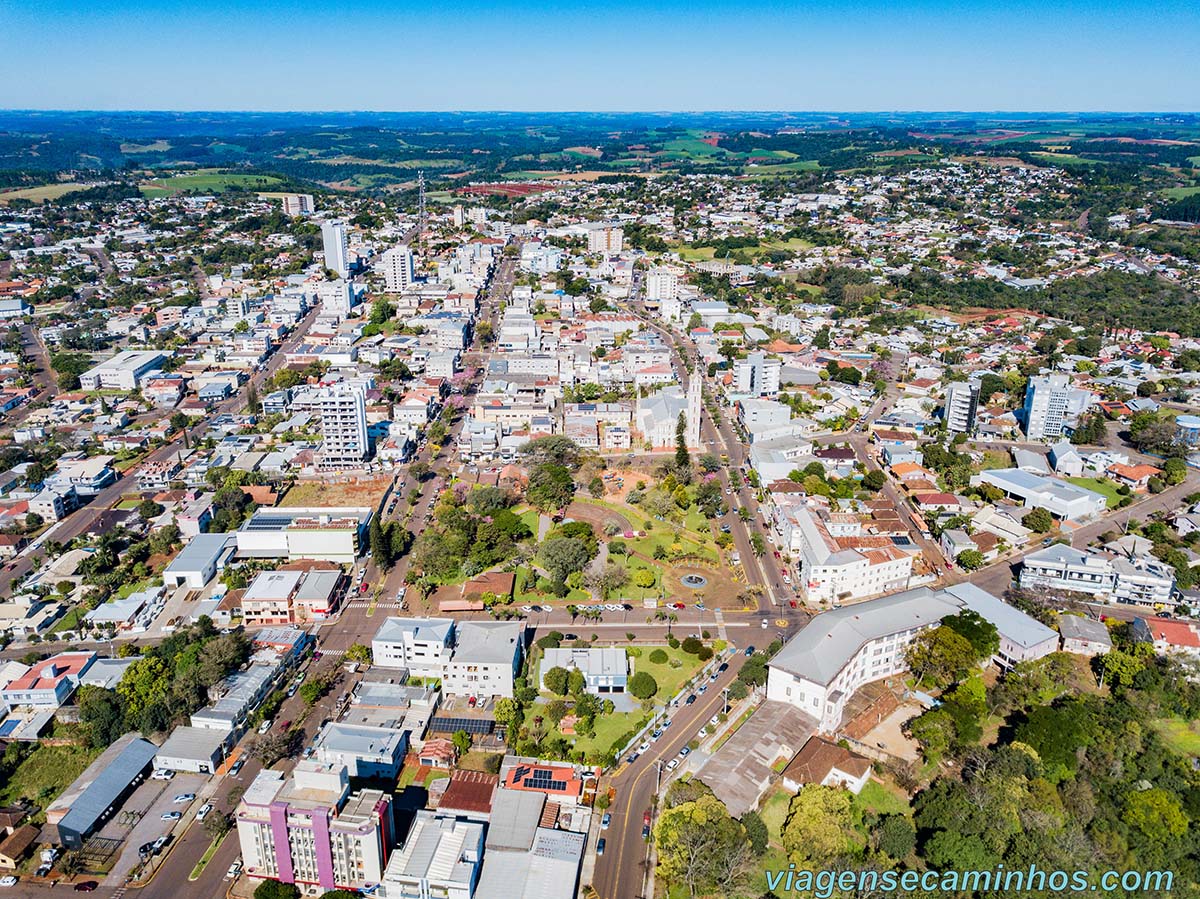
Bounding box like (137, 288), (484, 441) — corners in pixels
(643, 809), (652, 826)
(230, 758), (246, 776)
(666, 758), (679, 771)
(74, 882), (98, 892)
(685, 694), (697, 705)
(196, 803), (213, 821)
(172, 793), (195, 803)
(601, 813), (611, 830)
(596, 839), (606, 856)
(710, 713), (721, 726)
(257, 719), (272, 735)
(151, 768), (175, 780)
(160, 811), (181, 821)
(225, 860), (243, 880)
(642, 824), (651, 840)
(0, 876), (17, 887)
(679, 746), (691, 757)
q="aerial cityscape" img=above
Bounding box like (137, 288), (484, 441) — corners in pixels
(0, 3), (1199, 899)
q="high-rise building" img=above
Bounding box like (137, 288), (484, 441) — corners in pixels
(944, 381), (980, 434)
(587, 225), (624, 254)
(317, 385), (370, 468)
(321, 220), (350, 278)
(468, 206), (488, 229)
(732, 352), (781, 398)
(452, 205), (466, 228)
(235, 762), (393, 893)
(1022, 373), (1072, 440)
(380, 245), (415, 292)
(280, 194), (315, 216)
(644, 268), (679, 302)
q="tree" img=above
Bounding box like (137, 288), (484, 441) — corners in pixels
(137, 498), (164, 520)
(874, 813), (916, 860)
(254, 882), (301, 899)
(740, 811), (768, 855)
(203, 810), (233, 840)
(780, 785), (857, 864)
(345, 643), (372, 665)
(77, 684), (125, 749)
(492, 697), (519, 728)
(675, 412), (691, 471)
(520, 435), (582, 469)
(452, 729), (473, 757)
(1023, 507), (1053, 533)
(538, 537), (591, 585)
(543, 665), (570, 696)
(1163, 456), (1187, 486)
(955, 548), (985, 570)
(862, 469), (885, 491)
(628, 670), (658, 700)
(1125, 788), (1189, 844)
(656, 792), (751, 898)
(941, 609), (999, 661)
(251, 730), (299, 767)
(526, 463), (576, 511)
(649, 648), (668, 664)
(906, 625), (977, 687)
(567, 667), (587, 697)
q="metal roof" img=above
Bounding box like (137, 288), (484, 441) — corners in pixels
(51, 733), (157, 840)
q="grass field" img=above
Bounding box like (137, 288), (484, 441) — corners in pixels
(140, 169), (284, 196)
(1153, 717), (1200, 755)
(121, 140), (171, 153)
(0, 742), (102, 808)
(1030, 152), (1105, 166)
(1163, 185), (1200, 199)
(0, 182), (92, 204)
(280, 476), (391, 508)
(632, 645), (709, 702)
(1065, 476), (1123, 509)
(551, 708), (646, 757)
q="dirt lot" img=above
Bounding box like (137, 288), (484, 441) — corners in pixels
(859, 702), (925, 762)
(280, 475), (393, 509)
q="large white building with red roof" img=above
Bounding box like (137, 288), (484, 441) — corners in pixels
(1, 651), (96, 708)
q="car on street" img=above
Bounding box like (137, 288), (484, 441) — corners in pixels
(172, 793), (195, 803)
(196, 803), (213, 820)
(638, 741), (650, 752)
(521, 606), (534, 613)
(230, 758), (246, 776)
(563, 633), (579, 640)
(698, 683), (708, 693)
(160, 811), (182, 821)
(710, 713), (721, 725)
(679, 746), (690, 757)
(601, 813), (611, 829)
(596, 838), (606, 856)
(744, 645), (755, 656)
(642, 824), (651, 840)
(650, 729), (663, 741)
(718, 662), (729, 672)
(698, 726), (709, 738)
(73, 883), (98, 892)
(666, 758), (679, 771)
(226, 860), (243, 880)
(0, 877), (17, 887)
(257, 719), (272, 734)
(761, 618), (769, 629)
(644, 809), (652, 826)
(626, 752), (639, 764)
(709, 670), (719, 681)
(685, 694), (697, 704)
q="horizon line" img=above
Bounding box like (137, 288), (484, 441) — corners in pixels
(3, 108), (1200, 116)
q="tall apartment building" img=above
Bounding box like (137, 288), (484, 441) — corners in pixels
(371, 617), (454, 677)
(281, 194), (315, 216)
(587, 225), (624, 254)
(452, 205), (466, 228)
(468, 207), (488, 229)
(321, 220), (350, 278)
(380, 245), (416, 292)
(1022, 373), (1072, 440)
(236, 762), (393, 893)
(317, 385), (370, 468)
(643, 268), (679, 302)
(943, 381), (980, 434)
(732, 352), (782, 398)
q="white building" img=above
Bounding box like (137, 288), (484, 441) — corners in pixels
(1019, 544), (1176, 607)
(643, 269), (679, 302)
(943, 381), (979, 434)
(767, 584), (1056, 731)
(317, 384), (370, 468)
(587, 225), (623, 254)
(281, 194), (315, 216)
(378, 811), (484, 899)
(372, 617), (455, 677)
(732, 353), (782, 398)
(381, 244), (416, 293)
(442, 622), (524, 699)
(322, 220), (351, 278)
(1022, 373), (1092, 440)
(978, 468), (1108, 521)
(78, 350), (167, 391)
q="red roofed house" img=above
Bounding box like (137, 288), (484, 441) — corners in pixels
(781, 735), (873, 794)
(418, 739), (458, 769)
(502, 762), (583, 802)
(1107, 463), (1162, 493)
(1133, 616), (1200, 661)
(1, 651), (96, 708)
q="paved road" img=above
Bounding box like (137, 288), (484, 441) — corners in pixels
(590, 652), (747, 899)
(0, 306), (322, 602)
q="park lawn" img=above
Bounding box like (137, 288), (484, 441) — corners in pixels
(670, 244), (718, 262)
(1065, 476), (1123, 509)
(1152, 717), (1200, 755)
(0, 742), (102, 808)
(50, 605), (85, 633)
(633, 645), (707, 703)
(552, 708), (646, 757)
(852, 779), (911, 818)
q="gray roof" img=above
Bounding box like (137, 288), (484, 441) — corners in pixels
(942, 582), (1058, 650)
(374, 616), (455, 645)
(50, 733), (157, 840)
(296, 569), (341, 601)
(485, 788), (544, 851)
(166, 533), (232, 573)
(455, 621), (524, 664)
(314, 722), (407, 758)
(541, 647), (627, 678)
(771, 583), (1057, 685)
(1058, 615), (1113, 646)
(476, 827), (585, 899)
(770, 587), (959, 686)
(156, 725), (229, 761)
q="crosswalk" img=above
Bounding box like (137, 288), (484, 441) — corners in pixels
(342, 600), (403, 610)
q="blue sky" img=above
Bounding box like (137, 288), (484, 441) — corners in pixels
(3, 0), (1198, 111)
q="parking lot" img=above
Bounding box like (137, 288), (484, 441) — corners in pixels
(94, 771), (209, 887)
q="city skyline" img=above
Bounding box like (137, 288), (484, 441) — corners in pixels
(3, 0), (1199, 112)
